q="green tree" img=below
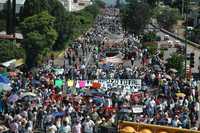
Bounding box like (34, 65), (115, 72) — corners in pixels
(20, 0), (49, 19)
(171, 0), (190, 14)
(0, 40), (25, 63)
(48, 0), (73, 50)
(145, 0), (158, 8)
(190, 25), (200, 44)
(166, 53), (184, 75)
(142, 32), (157, 42)
(70, 10), (94, 39)
(21, 11), (58, 68)
(84, 3), (100, 18)
(93, 0), (106, 8)
(20, 0), (73, 50)
(120, 0), (152, 35)
(156, 7), (180, 30)
(20, 0), (102, 51)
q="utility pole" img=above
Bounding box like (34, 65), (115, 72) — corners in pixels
(184, 0), (188, 79)
(182, 0), (184, 16)
(6, 0), (12, 34)
(12, 0), (16, 37)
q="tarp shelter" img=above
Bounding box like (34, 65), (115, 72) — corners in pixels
(1, 59), (16, 68)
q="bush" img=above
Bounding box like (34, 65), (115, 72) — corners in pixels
(142, 32), (157, 42)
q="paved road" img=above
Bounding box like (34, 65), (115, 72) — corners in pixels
(149, 26), (200, 73)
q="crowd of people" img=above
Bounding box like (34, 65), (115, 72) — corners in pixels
(0, 7), (200, 133)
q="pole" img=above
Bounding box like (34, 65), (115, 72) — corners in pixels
(184, 0), (188, 79)
(12, 0), (16, 36)
(182, 0), (184, 16)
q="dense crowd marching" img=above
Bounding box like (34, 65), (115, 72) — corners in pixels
(0, 8), (200, 133)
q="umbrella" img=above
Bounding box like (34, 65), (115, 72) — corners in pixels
(22, 92), (36, 97)
(20, 96), (36, 102)
(0, 75), (10, 84)
(153, 65), (161, 71)
(140, 129), (152, 133)
(101, 64), (110, 70)
(90, 89), (104, 96)
(120, 126), (136, 133)
(51, 112), (65, 117)
(176, 93), (186, 97)
(91, 82), (101, 89)
(120, 108), (132, 113)
(31, 79), (41, 85)
(169, 68), (178, 73)
(8, 94), (19, 103)
(92, 97), (104, 104)
(0, 83), (12, 91)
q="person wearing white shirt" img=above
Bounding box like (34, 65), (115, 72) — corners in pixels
(83, 117), (95, 133)
(58, 121), (71, 133)
(47, 123), (57, 133)
(72, 121), (82, 133)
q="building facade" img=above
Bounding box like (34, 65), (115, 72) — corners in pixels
(0, 0), (25, 14)
(59, 0), (92, 12)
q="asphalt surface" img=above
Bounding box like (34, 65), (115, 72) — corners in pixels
(149, 26), (200, 73)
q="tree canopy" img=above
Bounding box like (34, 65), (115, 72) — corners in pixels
(20, 0), (102, 51)
(0, 40), (25, 63)
(120, 0), (152, 35)
(156, 7), (180, 30)
(20, 0), (49, 19)
(20, 11), (58, 67)
(166, 53), (184, 76)
(190, 25), (200, 44)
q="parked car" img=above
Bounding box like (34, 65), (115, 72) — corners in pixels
(164, 35), (169, 40)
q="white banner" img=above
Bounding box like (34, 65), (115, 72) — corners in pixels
(75, 79), (142, 92)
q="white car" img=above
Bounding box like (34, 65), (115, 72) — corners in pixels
(164, 35), (169, 40)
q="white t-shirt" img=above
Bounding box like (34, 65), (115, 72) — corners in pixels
(83, 120), (95, 133)
(72, 123), (81, 133)
(59, 125), (71, 133)
(48, 125), (57, 133)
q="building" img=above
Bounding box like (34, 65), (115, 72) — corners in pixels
(59, 0), (92, 12)
(0, 0), (25, 14)
(0, 0), (91, 13)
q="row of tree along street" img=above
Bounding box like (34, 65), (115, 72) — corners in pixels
(0, 0), (105, 68)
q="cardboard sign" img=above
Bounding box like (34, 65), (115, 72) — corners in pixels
(55, 79), (63, 88)
(67, 80), (74, 87)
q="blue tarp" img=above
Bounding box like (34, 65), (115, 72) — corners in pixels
(0, 75), (10, 84)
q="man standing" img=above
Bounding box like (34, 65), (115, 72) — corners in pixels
(82, 116), (95, 133)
